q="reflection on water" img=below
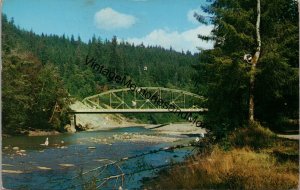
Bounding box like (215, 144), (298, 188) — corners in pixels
(2, 127), (194, 189)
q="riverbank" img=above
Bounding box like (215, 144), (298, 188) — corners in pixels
(145, 123), (206, 136)
(67, 101), (206, 141)
(3, 130), (61, 137)
(25, 122), (206, 142)
(143, 123), (299, 190)
(80, 122), (206, 144)
(5, 100), (206, 139)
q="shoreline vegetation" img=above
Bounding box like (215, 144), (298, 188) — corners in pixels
(2, 100), (206, 138)
(4, 123), (206, 141)
(143, 123), (299, 190)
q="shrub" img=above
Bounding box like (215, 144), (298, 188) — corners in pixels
(228, 121), (276, 149)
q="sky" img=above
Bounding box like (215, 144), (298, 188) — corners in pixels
(3, 0), (214, 53)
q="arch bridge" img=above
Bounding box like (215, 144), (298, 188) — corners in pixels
(71, 87), (207, 114)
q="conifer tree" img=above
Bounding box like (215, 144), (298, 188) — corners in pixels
(194, 0), (298, 136)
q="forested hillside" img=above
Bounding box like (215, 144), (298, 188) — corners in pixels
(2, 14), (198, 134)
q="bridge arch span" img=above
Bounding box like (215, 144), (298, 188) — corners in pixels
(81, 87), (206, 112)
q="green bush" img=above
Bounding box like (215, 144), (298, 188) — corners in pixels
(228, 121), (276, 149)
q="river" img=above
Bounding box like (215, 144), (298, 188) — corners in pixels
(2, 126), (196, 190)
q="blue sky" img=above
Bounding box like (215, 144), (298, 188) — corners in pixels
(3, 0), (213, 53)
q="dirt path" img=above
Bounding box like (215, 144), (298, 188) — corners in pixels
(277, 134), (299, 140)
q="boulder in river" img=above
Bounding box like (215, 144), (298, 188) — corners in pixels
(125, 135), (131, 139)
(59, 164), (74, 167)
(75, 123), (84, 131)
(12, 147), (19, 151)
(64, 124), (76, 133)
(37, 166), (51, 170)
(2, 170), (23, 174)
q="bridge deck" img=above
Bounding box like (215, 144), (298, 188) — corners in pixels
(69, 108), (208, 114)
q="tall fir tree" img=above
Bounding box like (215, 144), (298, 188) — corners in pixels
(194, 0), (298, 137)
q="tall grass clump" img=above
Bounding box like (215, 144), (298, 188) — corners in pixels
(146, 147), (299, 190)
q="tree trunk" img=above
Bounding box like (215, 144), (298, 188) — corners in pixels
(249, 0), (261, 123)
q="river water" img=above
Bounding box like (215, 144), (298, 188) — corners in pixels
(2, 127), (195, 190)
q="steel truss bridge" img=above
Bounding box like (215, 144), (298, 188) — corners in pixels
(70, 87), (207, 114)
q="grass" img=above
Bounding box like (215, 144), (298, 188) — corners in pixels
(144, 123), (299, 190)
(145, 146), (298, 190)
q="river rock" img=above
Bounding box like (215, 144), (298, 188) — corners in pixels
(12, 147), (19, 151)
(59, 164), (74, 167)
(125, 135), (131, 139)
(16, 150), (26, 156)
(64, 124), (76, 133)
(37, 166), (51, 170)
(113, 134), (118, 139)
(2, 164), (13, 167)
(75, 123), (84, 131)
(28, 130), (60, 136)
(88, 146), (96, 149)
(2, 169), (23, 174)
(19, 150), (26, 153)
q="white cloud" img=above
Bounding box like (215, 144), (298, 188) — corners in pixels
(94, 8), (137, 30)
(126, 25), (214, 54)
(187, 9), (201, 24)
(187, 8), (211, 25)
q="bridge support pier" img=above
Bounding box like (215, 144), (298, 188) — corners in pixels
(70, 114), (77, 129)
(74, 114), (76, 128)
